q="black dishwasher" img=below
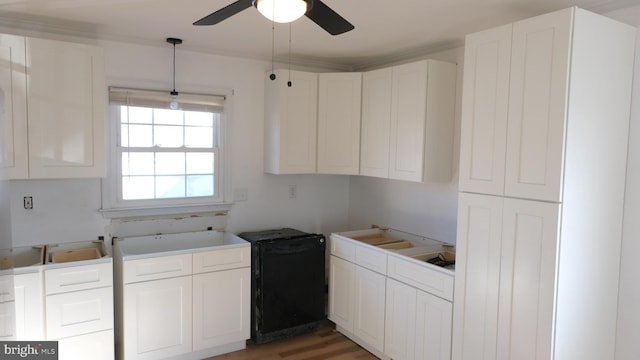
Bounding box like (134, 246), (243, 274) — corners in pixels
(238, 228), (326, 344)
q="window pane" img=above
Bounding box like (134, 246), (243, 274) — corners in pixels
(155, 108), (184, 125)
(120, 124), (129, 147)
(122, 176), (154, 200)
(156, 152), (185, 175)
(127, 124), (153, 147)
(127, 107), (153, 124)
(156, 175), (185, 198)
(185, 126), (213, 148)
(120, 107), (129, 124)
(187, 175), (214, 197)
(122, 152), (155, 176)
(186, 153), (214, 174)
(154, 125), (184, 147)
(185, 111), (213, 127)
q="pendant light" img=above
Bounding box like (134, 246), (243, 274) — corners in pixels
(255, 0), (309, 24)
(167, 37), (183, 110)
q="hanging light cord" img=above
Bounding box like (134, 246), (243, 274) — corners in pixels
(288, 23), (292, 87)
(166, 38), (182, 96)
(269, 6), (276, 80)
(171, 41), (177, 95)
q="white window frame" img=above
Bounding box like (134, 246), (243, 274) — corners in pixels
(101, 87), (233, 218)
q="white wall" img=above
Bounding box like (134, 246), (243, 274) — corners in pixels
(8, 39), (351, 246)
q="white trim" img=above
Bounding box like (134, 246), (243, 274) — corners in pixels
(100, 203), (233, 219)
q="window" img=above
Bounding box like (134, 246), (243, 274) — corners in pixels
(105, 87), (227, 211)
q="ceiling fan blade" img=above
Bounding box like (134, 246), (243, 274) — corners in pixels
(193, 0), (254, 26)
(305, 0), (354, 35)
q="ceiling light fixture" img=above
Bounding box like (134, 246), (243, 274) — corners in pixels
(254, 0), (310, 24)
(167, 37), (183, 110)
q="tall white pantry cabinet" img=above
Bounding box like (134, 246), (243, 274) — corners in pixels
(453, 7), (635, 360)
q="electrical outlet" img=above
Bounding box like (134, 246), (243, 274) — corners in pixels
(288, 185), (297, 199)
(24, 196), (33, 210)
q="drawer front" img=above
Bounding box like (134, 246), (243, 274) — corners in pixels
(123, 254), (192, 284)
(330, 235), (356, 262)
(387, 256), (454, 301)
(193, 246), (250, 274)
(45, 262), (113, 295)
(355, 245), (387, 275)
(46, 287), (114, 340)
(57, 330), (114, 360)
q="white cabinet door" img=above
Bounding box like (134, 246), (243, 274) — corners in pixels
(193, 267), (250, 351)
(452, 192), (504, 360)
(25, 37), (106, 179)
(385, 278), (417, 360)
(453, 192), (560, 360)
(0, 34), (28, 179)
(423, 60), (457, 182)
(458, 25), (512, 195)
(328, 255), (355, 332)
(497, 198), (559, 360)
(124, 276), (192, 360)
(353, 265), (386, 353)
(14, 272), (44, 340)
(415, 290), (453, 360)
(264, 70), (317, 174)
(389, 61), (427, 182)
(0, 300), (15, 340)
(317, 72), (362, 175)
(504, 9), (572, 202)
(360, 67), (392, 178)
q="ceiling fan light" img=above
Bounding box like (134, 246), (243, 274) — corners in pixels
(256, 0), (308, 23)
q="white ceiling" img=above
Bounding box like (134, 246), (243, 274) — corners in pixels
(0, 0), (638, 69)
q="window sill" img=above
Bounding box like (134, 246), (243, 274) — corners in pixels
(100, 202), (233, 220)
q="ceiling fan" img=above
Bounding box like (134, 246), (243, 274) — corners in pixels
(193, 0), (354, 35)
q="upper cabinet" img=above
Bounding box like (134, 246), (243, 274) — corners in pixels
(317, 72), (362, 175)
(360, 60), (457, 182)
(264, 69), (318, 174)
(0, 34), (28, 179)
(359, 67), (392, 179)
(458, 8), (632, 203)
(457, 25), (511, 196)
(0, 36), (106, 179)
(26, 38), (106, 179)
(263, 61), (456, 182)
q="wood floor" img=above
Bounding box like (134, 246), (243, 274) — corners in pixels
(204, 321), (378, 360)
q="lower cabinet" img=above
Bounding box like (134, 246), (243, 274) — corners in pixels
(117, 244), (251, 360)
(328, 255), (387, 357)
(193, 267), (250, 351)
(353, 266), (386, 353)
(124, 276), (193, 360)
(14, 271), (44, 340)
(329, 232), (454, 360)
(328, 256), (355, 331)
(386, 278), (453, 360)
(44, 261), (114, 360)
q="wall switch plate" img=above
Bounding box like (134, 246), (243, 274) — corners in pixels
(288, 185), (297, 199)
(24, 196), (33, 209)
(234, 188), (248, 202)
